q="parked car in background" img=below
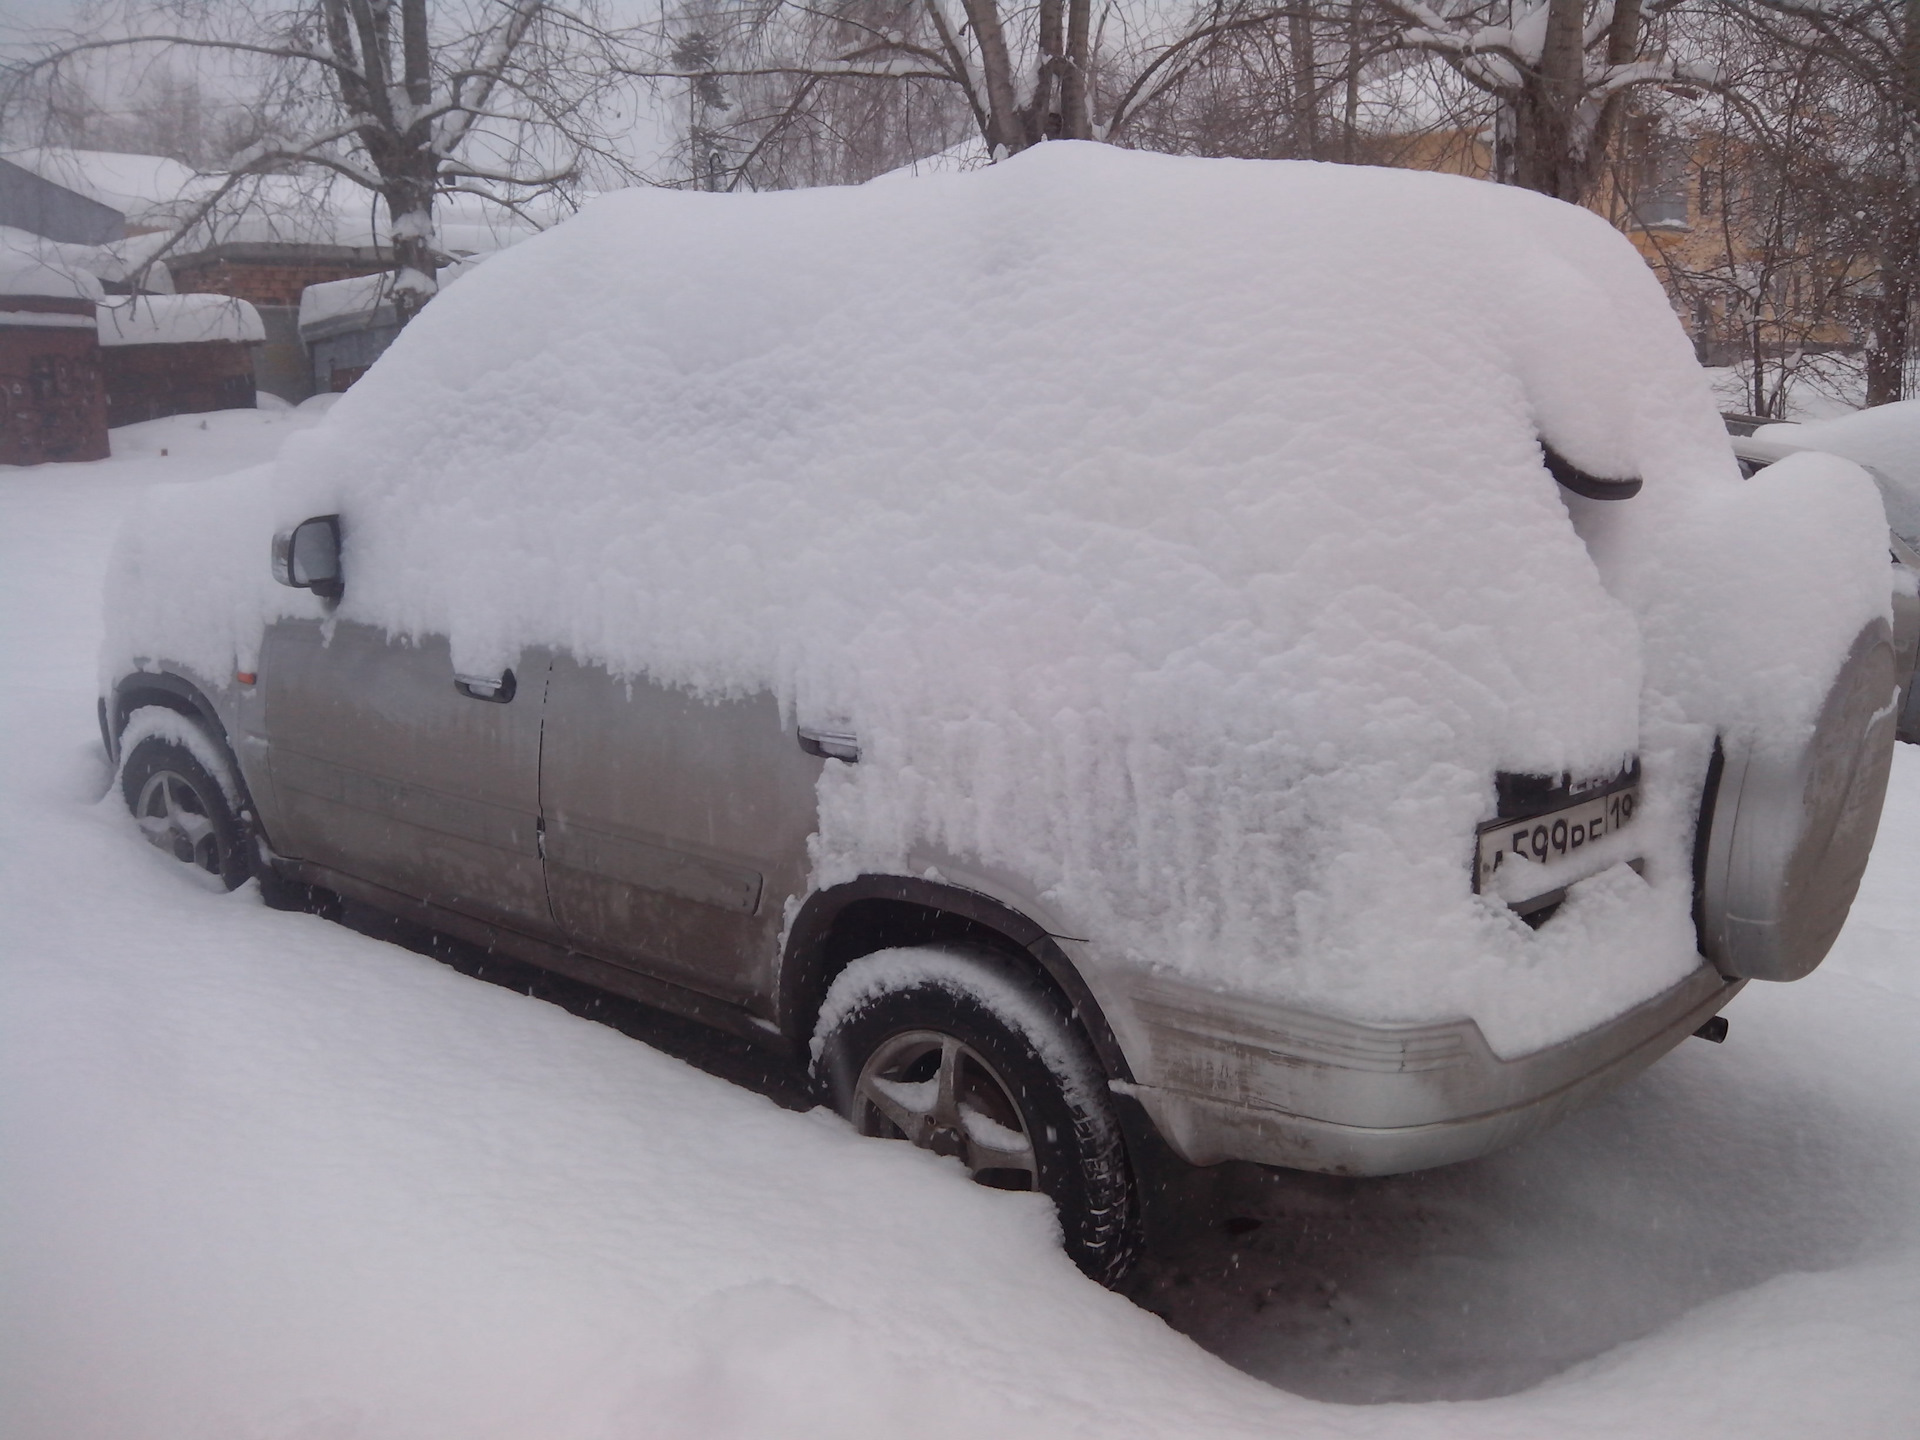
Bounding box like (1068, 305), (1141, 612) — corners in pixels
(101, 148), (1902, 1285)
(1728, 406), (1920, 744)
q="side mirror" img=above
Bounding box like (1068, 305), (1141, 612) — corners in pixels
(272, 515), (343, 601)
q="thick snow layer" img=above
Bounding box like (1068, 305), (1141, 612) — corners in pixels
(298, 257), (484, 333)
(6, 420), (1920, 1436)
(298, 269), (395, 329)
(1, 224), (174, 295)
(100, 145), (1892, 1055)
(1756, 401), (1920, 547)
(6, 148), (551, 256)
(0, 233), (104, 301)
(4, 146), (207, 224)
(96, 293), (265, 347)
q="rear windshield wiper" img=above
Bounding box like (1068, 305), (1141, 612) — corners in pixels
(1542, 443), (1642, 501)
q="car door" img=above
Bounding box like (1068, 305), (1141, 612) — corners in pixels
(260, 618), (559, 941)
(538, 655), (823, 1005)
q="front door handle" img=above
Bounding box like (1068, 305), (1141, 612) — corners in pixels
(454, 669), (517, 703)
(798, 726), (859, 762)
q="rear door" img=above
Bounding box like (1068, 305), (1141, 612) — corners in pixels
(260, 619), (558, 941)
(538, 655), (822, 1005)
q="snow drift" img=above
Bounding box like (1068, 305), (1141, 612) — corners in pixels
(102, 144), (1893, 1054)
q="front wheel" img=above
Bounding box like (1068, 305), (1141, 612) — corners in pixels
(812, 947), (1140, 1286)
(118, 710), (250, 890)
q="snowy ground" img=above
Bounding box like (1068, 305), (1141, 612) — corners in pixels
(3, 409), (1917, 1439)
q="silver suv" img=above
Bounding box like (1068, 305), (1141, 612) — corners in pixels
(103, 506), (1897, 1285)
(104, 153), (1901, 1286)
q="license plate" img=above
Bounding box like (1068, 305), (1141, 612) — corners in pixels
(1475, 785), (1640, 893)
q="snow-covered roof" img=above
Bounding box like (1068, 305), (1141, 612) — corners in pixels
(4, 148), (208, 227)
(107, 144), (1894, 1056)
(6, 148), (553, 256)
(0, 225), (175, 294)
(0, 235), (104, 301)
(96, 294), (264, 347)
(298, 270), (394, 333)
(297, 255), (486, 339)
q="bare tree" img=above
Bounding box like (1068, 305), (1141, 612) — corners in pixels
(3, 0), (645, 324)
(1367, 0), (1709, 201)
(1724, 0), (1917, 402)
(1632, 87), (1867, 413)
(621, 0), (1323, 189)
(37, 62), (262, 167)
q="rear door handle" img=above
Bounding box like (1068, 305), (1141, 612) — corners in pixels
(454, 669), (517, 703)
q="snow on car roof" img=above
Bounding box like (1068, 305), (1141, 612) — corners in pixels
(105, 143), (1893, 1054)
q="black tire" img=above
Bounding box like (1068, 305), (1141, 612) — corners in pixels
(813, 947), (1141, 1287)
(119, 721), (251, 891)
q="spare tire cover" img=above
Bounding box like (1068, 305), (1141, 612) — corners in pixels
(1699, 618), (1899, 981)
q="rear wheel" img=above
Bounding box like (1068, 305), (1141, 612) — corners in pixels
(119, 719), (249, 890)
(812, 947), (1141, 1286)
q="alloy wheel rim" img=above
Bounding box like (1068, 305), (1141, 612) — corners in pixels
(134, 768), (226, 875)
(853, 1028), (1039, 1190)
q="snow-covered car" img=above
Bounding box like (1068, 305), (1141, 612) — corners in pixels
(101, 146), (1900, 1286)
(1728, 419), (1920, 744)
(1751, 400), (1920, 529)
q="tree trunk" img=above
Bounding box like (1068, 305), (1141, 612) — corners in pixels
(1343, 0), (1363, 164)
(1493, 0), (1646, 205)
(386, 162), (440, 328)
(1289, 8), (1319, 158)
(1498, 0), (1588, 201)
(1061, 0), (1092, 140)
(1865, 215), (1916, 405)
(1503, 82), (1582, 200)
(957, 0), (1025, 154)
(389, 0), (439, 327)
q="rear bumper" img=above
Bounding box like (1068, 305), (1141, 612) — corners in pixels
(1119, 962), (1740, 1175)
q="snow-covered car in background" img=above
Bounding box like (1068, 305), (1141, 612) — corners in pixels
(100, 146), (1900, 1286)
(1751, 400), (1920, 523)
(1728, 408), (1920, 744)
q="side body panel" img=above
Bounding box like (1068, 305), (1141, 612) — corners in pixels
(259, 618), (557, 941)
(539, 656), (823, 1010)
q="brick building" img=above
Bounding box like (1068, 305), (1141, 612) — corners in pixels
(167, 241), (390, 402)
(97, 294), (265, 428)
(1, 250), (108, 466)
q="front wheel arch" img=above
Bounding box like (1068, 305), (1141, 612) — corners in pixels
(109, 673), (284, 886)
(118, 713), (251, 889)
(110, 672), (228, 768)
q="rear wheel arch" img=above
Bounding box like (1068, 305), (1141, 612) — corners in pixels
(778, 876), (1134, 1084)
